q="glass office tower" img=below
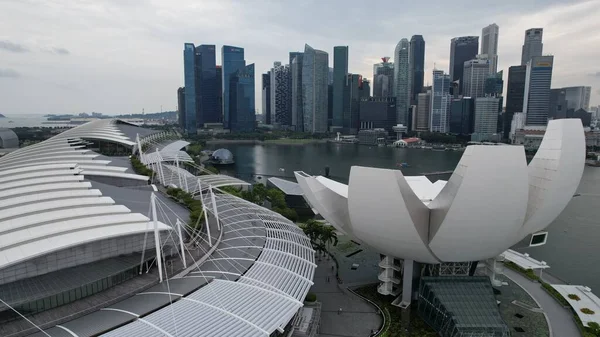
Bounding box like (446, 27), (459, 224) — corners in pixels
(222, 46), (245, 129)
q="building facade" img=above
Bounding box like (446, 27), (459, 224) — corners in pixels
(222, 45), (246, 129)
(430, 70), (452, 132)
(462, 55), (490, 98)
(563, 86), (592, 111)
(359, 97), (396, 134)
(302, 44), (329, 133)
(472, 97), (501, 141)
(523, 55), (554, 126)
(449, 97), (474, 135)
(194, 44), (219, 125)
(484, 71), (504, 96)
(270, 62), (291, 127)
(449, 36), (479, 94)
(333, 46), (349, 128)
(409, 35), (426, 105)
(416, 89), (431, 132)
(481, 24), (499, 74)
(549, 88), (568, 119)
(262, 72), (271, 124)
(343, 74), (362, 133)
(291, 54), (304, 131)
(504, 65), (527, 138)
(373, 57), (394, 97)
(183, 43), (197, 133)
(177, 87), (186, 129)
(229, 64), (255, 132)
(521, 28), (543, 66)
(394, 39), (410, 125)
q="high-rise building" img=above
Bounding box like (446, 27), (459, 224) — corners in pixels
(523, 56), (553, 126)
(416, 89), (431, 131)
(216, 65), (222, 119)
(177, 87), (186, 129)
(270, 62), (291, 126)
(222, 45), (245, 129)
(409, 35), (425, 105)
(549, 88), (568, 119)
(291, 54), (304, 131)
(472, 97), (501, 141)
(360, 78), (371, 99)
(229, 64), (255, 132)
(462, 55), (490, 98)
(262, 72), (271, 124)
(343, 74), (362, 133)
(194, 45), (219, 125)
(449, 36), (479, 94)
(449, 97), (474, 135)
(431, 70), (452, 132)
(394, 39), (410, 125)
(484, 71), (504, 96)
(373, 57), (394, 97)
(333, 46), (349, 128)
(302, 44), (329, 133)
(359, 97), (396, 134)
(481, 24), (499, 74)
(183, 43), (198, 134)
(562, 86), (591, 111)
(504, 65), (527, 138)
(521, 28), (543, 66)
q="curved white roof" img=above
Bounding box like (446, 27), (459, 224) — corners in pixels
(295, 119), (586, 263)
(0, 119), (172, 271)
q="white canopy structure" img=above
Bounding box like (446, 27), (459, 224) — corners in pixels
(551, 284), (600, 327)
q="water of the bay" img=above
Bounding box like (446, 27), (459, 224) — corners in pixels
(210, 142), (600, 290)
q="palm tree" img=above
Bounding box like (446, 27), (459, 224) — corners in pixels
(300, 219), (322, 245)
(319, 225), (338, 258)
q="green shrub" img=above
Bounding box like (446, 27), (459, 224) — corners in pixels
(130, 156), (154, 178)
(542, 282), (569, 306)
(304, 292), (317, 302)
(568, 294), (581, 301)
(582, 308), (596, 315)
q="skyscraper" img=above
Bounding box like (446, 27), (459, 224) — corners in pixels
(216, 65), (222, 120)
(333, 46), (349, 128)
(416, 89), (431, 131)
(360, 78), (371, 99)
(222, 45), (245, 129)
(343, 74), (362, 133)
(262, 72), (271, 124)
(302, 44), (329, 133)
(270, 62), (291, 126)
(462, 55), (490, 98)
(523, 55), (553, 126)
(183, 43), (198, 134)
(430, 70), (452, 132)
(409, 35), (425, 105)
(481, 24), (499, 74)
(484, 71), (504, 96)
(521, 28), (543, 66)
(449, 97), (474, 135)
(504, 65), (527, 139)
(449, 36), (479, 94)
(229, 64), (255, 132)
(562, 86), (592, 111)
(549, 88), (568, 119)
(472, 97), (501, 141)
(394, 39), (410, 125)
(291, 54), (304, 131)
(373, 57), (394, 97)
(177, 87), (186, 129)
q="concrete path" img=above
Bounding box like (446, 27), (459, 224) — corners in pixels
(503, 268), (581, 337)
(310, 255), (381, 337)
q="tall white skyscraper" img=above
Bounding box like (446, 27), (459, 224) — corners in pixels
(394, 38), (410, 125)
(462, 55), (490, 98)
(562, 86), (592, 111)
(430, 69), (452, 132)
(523, 55), (553, 126)
(481, 24), (499, 74)
(521, 28), (543, 66)
(302, 44), (329, 133)
(472, 96), (500, 141)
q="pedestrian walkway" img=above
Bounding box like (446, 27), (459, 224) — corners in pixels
(503, 268), (581, 337)
(310, 255), (381, 337)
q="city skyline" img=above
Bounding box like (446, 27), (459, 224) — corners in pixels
(1, 0), (599, 115)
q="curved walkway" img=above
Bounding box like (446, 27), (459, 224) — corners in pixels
(310, 256), (381, 337)
(503, 268), (580, 337)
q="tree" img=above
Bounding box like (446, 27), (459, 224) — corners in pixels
(319, 225), (338, 252)
(587, 322), (600, 336)
(267, 188), (286, 209)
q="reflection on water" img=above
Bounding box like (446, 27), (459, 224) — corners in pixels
(211, 142), (600, 290)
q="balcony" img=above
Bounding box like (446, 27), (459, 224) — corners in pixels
(378, 256), (402, 271)
(378, 269), (401, 284)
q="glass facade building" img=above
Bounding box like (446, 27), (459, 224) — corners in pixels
(409, 35), (425, 105)
(195, 44), (219, 125)
(177, 87), (185, 129)
(183, 43), (197, 134)
(373, 58), (394, 98)
(222, 45), (246, 129)
(262, 72), (271, 124)
(505, 65), (527, 139)
(521, 28), (543, 66)
(394, 38), (410, 125)
(449, 36), (479, 94)
(462, 56), (490, 98)
(523, 55), (553, 126)
(449, 97), (474, 135)
(302, 44), (329, 133)
(431, 70), (451, 132)
(229, 64), (255, 132)
(333, 46), (349, 128)
(291, 54), (304, 131)
(270, 62), (291, 126)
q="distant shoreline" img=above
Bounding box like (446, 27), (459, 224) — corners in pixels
(206, 139), (327, 145)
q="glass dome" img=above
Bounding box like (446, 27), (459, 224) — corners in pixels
(212, 148), (233, 161)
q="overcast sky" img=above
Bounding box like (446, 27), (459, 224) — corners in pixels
(1, 0), (599, 116)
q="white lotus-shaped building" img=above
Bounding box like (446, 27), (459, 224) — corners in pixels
(295, 119), (585, 265)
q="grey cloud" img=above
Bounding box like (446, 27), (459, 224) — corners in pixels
(0, 40), (29, 53)
(52, 47), (70, 55)
(0, 69), (20, 78)
(588, 72), (600, 77)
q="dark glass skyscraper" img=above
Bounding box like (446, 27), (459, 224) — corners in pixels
(216, 66), (222, 121)
(409, 35), (425, 105)
(229, 64), (255, 132)
(449, 97), (475, 135)
(504, 65), (527, 139)
(183, 43), (197, 134)
(523, 55), (553, 126)
(222, 46), (245, 129)
(262, 72), (271, 124)
(291, 54), (304, 131)
(177, 87), (186, 129)
(343, 74), (361, 133)
(449, 36), (479, 94)
(333, 46), (349, 128)
(194, 45), (219, 125)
